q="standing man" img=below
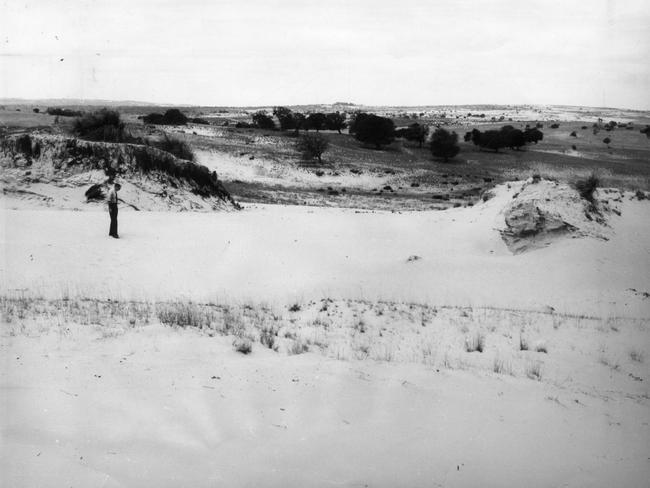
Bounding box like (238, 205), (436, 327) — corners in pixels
(108, 182), (121, 238)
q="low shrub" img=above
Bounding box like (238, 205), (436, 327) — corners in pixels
(575, 174), (599, 203)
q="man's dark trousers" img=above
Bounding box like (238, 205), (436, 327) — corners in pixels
(109, 203), (118, 238)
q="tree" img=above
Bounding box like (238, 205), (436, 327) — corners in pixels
(325, 112), (346, 133)
(349, 113), (395, 149)
(306, 112), (327, 131)
(32, 108), (40, 114)
(296, 133), (329, 163)
(162, 108), (188, 125)
(524, 128), (543, 144)
(398, 123), (429, 148)
(640, 126), (650, 138)
(273, 106), (296, 131)
(472, 129), (506, 152)
(500, 126), (526, 150)
(252, 111), (275, 130)
(142, 109), (188, 125)
(603, 137), (611, 147)
(430, 128), (460, 162)
(293, 113), (306, 135)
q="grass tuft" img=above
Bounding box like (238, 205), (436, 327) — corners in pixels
(519, 335), (529, 351)
(233, 338), (253, 354)
(629, 349), (644, 363)
(525, 361), (543, 381)
(464, 331), (485, 353)
(493, 357), (513, 375)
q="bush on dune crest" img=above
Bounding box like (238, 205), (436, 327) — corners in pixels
(74, 109), (128, 142)
(146, 134), (195, 161)
(574, 174), (600, 203)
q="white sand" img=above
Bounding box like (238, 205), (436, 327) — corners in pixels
(2, 320), (648, 488)
(2, 183), (649, 317)
(2, 182), (649, 487)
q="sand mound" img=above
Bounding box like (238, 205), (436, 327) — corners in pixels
(0, 133), (239, 211)
(500, 179), (618, 253)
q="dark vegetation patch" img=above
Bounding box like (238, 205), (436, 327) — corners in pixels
(574, 174), (600, 203)
(146, 134), (195, 161)
(141, 108), (189, 126)
(46, 107), (83, 117)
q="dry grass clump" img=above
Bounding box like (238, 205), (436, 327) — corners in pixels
(493, 357), (513, 375)
(519, 335), (529, 351)
(464, 331), (485, 353)
(157, 302), (214, 328)
(288, 339), (309, 355)
(260, 325), (278, 350)
(534, 341), (548, 354)
(233, 338), (252, 354)
(629, 349), (644, 363)
(526, 361), (543, 381)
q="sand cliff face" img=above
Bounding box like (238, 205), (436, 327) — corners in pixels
(0, 134), (239, 211)
(500, 179), (617, 253)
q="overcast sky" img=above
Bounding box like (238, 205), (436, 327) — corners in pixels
(1, 0), (648, 109)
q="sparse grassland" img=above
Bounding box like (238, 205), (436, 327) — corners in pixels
(3, 295), (648, 390)
(4, 105), (650, 211)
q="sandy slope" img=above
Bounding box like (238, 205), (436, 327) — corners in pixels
(1, 183), (649, 317)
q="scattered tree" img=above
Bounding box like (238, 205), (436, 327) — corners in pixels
(603, 137), (611, 147)
(570, 131), (577, 137)
(273, 106), (296, 131)
(396, 123), (429, 147)
(293, 113), (307, 135)
(143, 109), (188, 125)
(325, 112), (346, 133)
(161, 108), (188, 125)
(349, 113), (395, 149)
(32, 108), (40, 114)
(296, 133), (330, 163)
(430, 128), (460, 162)
(524, 128), (544, 144)
(471, 129), (506, 152)
(500, 126), (526, 150)
(306, 112), (327, 132)
(252, 111), (276, 130)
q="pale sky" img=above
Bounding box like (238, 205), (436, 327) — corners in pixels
(1, 0), (649, 109)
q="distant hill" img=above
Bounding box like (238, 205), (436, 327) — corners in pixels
(0, 98), (158, 107)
